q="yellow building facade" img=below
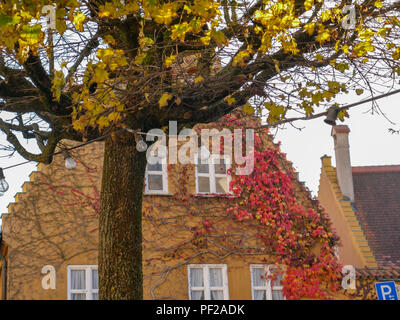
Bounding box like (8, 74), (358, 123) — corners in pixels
(0, 120), (327, 300)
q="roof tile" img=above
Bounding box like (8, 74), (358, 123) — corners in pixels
(352, 166), (400, 267)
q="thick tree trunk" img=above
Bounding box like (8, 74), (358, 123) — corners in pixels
(99, 131), (147, 299)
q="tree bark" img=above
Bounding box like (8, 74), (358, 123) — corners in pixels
(99, 131), (147, 299)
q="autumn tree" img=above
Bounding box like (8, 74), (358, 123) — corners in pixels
(0, 0), (400, 299)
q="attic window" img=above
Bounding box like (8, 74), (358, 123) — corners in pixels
(195, 154), (231, 195)
(145, 155), (168, 195)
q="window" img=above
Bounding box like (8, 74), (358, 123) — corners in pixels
(195, 155), (231, 195)
(67, 265), (98, 300)
(145, 155), (168, 194)
(250, 265), (285, 300)
(188, 264), (229, 300)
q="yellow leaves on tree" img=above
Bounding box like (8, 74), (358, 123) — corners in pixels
(194, 75), (204, 84)
(0, 0), (396, 137)
(159, 92), (173, 108)
(51, 70), (65, 102)
(164, 54), (176, 68)
(151, 2), (179, 25)
(98, 1), (139, 19)
(73, 12), (85, 32)
(304, 0), (314, 11)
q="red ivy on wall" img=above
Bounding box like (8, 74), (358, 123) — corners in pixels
(220, 113), (342, 300)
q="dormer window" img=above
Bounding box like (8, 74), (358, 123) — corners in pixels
(145, 155), (168, 194)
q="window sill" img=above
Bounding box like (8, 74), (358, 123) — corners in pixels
(144, 192), (173, 196)
(195, 193), (236, 198)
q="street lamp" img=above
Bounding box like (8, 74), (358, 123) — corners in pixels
(324, 106), (340, 125)
(63, 151), (77, 170)
(135, 134), (148, 152)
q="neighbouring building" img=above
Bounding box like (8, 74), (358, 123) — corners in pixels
(318, 125), (400, 299)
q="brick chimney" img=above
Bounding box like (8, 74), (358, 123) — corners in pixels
(331, 125), (354, 202)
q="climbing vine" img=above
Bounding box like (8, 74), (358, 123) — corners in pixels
(143, 111), (343, 299)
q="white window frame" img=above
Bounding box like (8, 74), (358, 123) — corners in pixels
(145, 155), (169, 195)
(250, 264), (285, 300)
(187, 264), (229, 300)
(67, 265), (98, 300)
(195, 154), (232, 195)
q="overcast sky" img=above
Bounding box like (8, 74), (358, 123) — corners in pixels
(1, 91), (400, 220)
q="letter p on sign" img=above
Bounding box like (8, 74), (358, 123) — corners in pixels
(375, 281), (398, 300)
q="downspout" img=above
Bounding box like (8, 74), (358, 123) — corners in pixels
(0, 233), (6, 300)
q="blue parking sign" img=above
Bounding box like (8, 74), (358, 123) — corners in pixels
(375, 281), (399, 300)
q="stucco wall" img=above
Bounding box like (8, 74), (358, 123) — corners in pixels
(318, 157), (377, 268)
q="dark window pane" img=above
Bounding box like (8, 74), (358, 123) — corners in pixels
(214, 159), (226, 174)
(197, 161), (209, 174)
(148, 174), (163, 191)
(147, 161), (162, 172)
(198, 176), (210, 193)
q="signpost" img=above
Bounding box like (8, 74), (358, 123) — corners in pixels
(375, 281), (399, 300)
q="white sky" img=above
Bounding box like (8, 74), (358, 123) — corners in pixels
(1, 91), (400, 221)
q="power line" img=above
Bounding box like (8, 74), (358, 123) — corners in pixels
(260, 88), (400, 129)
(1, 127), (165, 171)
(2, 128), (128, 171)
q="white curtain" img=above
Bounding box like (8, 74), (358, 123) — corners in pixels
(92, 269), (99, 290)
(71, 293), (86, 300)
(253, 290), (266, 300)
(272, 273), (283, 286)
(272, 289), (284, 300)
(252, 268), (265, 287)
(191, 291), (205, 300)
(71, 270), (85, 290)
(190, 268), (204, 300)
(209, 268), (224, 300)
(190, 268), (203, 287)
(210, 290), (224, 300)
(209, 268), (223, 287)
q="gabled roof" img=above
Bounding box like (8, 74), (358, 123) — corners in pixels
(356, 266), (400, 280)
(352, 165), (400, 267)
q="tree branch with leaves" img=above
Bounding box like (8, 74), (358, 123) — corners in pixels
(1, 0), (400, 299)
